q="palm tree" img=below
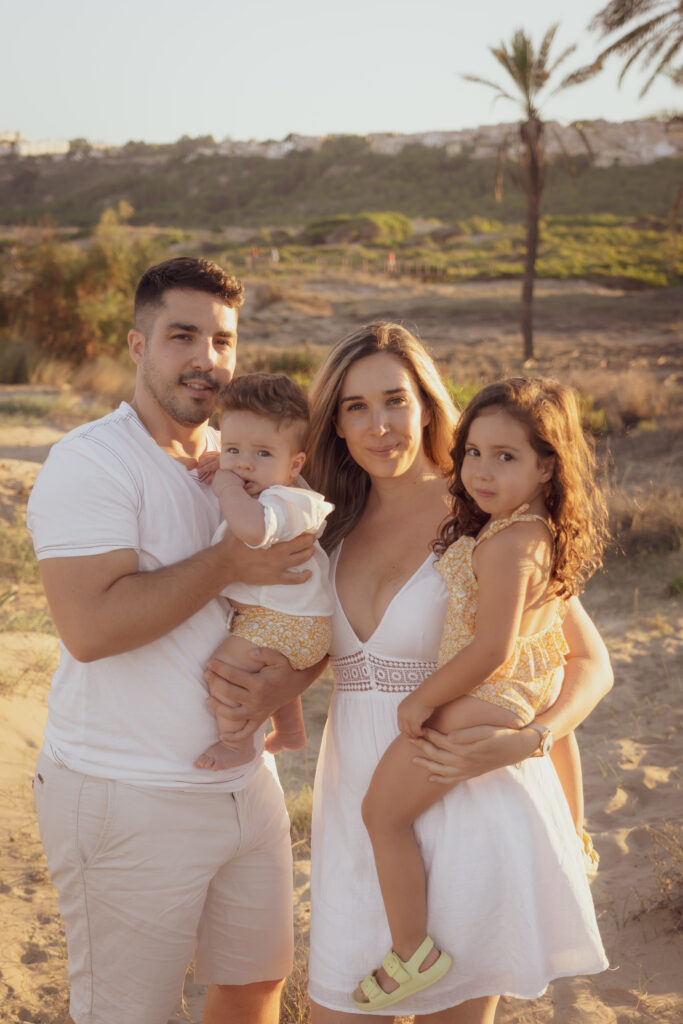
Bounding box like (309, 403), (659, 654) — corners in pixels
(588, 1), (683, 96)
(464, 25), (591, 361)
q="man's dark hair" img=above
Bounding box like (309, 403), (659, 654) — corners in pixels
(134, 257), (245, 331)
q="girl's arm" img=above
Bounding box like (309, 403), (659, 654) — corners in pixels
(398, 526), (543, 737)
(410, 595), (613, 782)
(212, 469), (267, 547)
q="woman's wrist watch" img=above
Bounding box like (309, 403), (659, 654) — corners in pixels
(527, 721), (554, 757)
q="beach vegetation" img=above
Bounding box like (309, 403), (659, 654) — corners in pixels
(0, 511), (41, 583)
(667, 573), (683, 597)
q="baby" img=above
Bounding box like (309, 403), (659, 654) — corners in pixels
(195, 373), (333, 771)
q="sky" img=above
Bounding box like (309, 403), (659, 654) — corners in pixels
(3, 0), (680, 146)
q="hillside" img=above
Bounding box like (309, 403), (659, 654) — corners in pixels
(0, 121), (681, 229)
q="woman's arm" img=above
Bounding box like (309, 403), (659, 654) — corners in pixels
(534, 595), (613, 738)
(411, 595), (613, 783)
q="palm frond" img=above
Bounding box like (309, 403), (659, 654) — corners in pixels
(639, 31), (683, 93)
(590, 0), (663, 37)
(617, 30), (663, 84)
(548, 124), (577, 181)
(494, 133), (513, 202)
(536, 23), (560, 72)
(593, 12), (673, 61)
(570, 122), (596, 161)
(556, 60), (604, 89)
(460, 73), (518, 105)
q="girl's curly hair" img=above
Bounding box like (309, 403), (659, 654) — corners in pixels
(435, 377), (609, 597)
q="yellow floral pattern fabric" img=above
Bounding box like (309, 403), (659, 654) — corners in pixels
(436, 507), (569, 725)
(231, 601), (331, 670)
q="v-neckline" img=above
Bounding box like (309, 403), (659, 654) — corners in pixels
(333, 540), (434, 647)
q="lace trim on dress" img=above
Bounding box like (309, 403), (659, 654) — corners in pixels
(330, 651), (437, 692)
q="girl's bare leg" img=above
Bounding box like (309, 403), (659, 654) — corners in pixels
(359, 696), (520, 1000)
(549, 731), (584, 834)
(310, 994), (499, 1023)
(266, 695), (307, 753)
(310, 1002), (381, 1023)
(417, 994), (499, 1023)
(195, 633), (264, 770)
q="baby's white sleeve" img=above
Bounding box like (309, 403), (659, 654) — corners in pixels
(247, 486), (333, 549)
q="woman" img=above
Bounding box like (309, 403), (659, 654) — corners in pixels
(304, 323), (610, 1023)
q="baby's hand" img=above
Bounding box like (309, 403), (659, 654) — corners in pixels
(212, 467), (248, 499)
(195, 451), (220, 483)
(397, 691), (434, 739)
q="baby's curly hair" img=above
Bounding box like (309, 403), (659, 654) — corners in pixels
(436, 377), (609, 598)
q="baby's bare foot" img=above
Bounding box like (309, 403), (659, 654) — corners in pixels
(195, 740), (253, 771)
(265, 728), (307, 754)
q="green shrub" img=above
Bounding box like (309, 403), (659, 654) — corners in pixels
(668, 574), (683, 598)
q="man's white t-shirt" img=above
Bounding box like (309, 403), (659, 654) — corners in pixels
(26, 402), (266, 790)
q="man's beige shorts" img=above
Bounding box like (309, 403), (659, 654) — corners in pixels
(33, 750), (294, 1024)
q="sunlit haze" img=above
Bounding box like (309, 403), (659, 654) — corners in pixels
(3, 0), (680, 146)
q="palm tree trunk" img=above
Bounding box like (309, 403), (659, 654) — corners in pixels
(520, 118), (544, 361)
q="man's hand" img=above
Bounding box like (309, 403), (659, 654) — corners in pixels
(397, 691), (435, 739)
(409, 725), (538, 784)
(213, 530), (315, 587)
(204, 647), (326, 741)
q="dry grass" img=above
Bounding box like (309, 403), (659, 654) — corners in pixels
(645, 821), (683, 933)
(286, 784), (313, 857)
(70, 357), (135, 406)
(0, 511), (41, 584)
(607, 483), (683, 558)
(566, 367), (680, 434)
(281, 932), (312, 1024)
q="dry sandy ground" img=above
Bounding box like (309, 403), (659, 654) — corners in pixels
(0, 277), (682, 1023)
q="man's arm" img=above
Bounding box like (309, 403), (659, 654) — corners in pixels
(39, 531), (315, 663)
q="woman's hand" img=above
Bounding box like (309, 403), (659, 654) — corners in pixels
(397, 691), (435, 739)
(410, 724), (539, 784)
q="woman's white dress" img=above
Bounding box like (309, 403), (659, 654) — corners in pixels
(308, 548), (607, 1015)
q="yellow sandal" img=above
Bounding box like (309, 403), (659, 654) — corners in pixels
(581, 830), (600, 877)
(352, 935), (452, 1012)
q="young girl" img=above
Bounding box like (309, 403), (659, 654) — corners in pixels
(195, 372), (333, 771)
(353, 376), (609, 1012)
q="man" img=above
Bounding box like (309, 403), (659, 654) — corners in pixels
(27, 257), (320, 1024)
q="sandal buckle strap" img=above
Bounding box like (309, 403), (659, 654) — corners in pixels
(359, 974), (383, 1000)
(382, 951), (410, 982)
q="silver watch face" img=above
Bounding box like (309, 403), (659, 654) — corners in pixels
(541, 730), (554, 755)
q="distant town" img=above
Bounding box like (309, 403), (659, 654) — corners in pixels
(1, 118), (681, 168)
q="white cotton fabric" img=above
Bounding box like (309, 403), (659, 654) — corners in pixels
(308, 546), (608, 1015)
(217, 483), (334, 616)
(26, 402), (268, 790)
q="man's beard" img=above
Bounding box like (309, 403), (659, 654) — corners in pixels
(141, 360), (219, 426)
